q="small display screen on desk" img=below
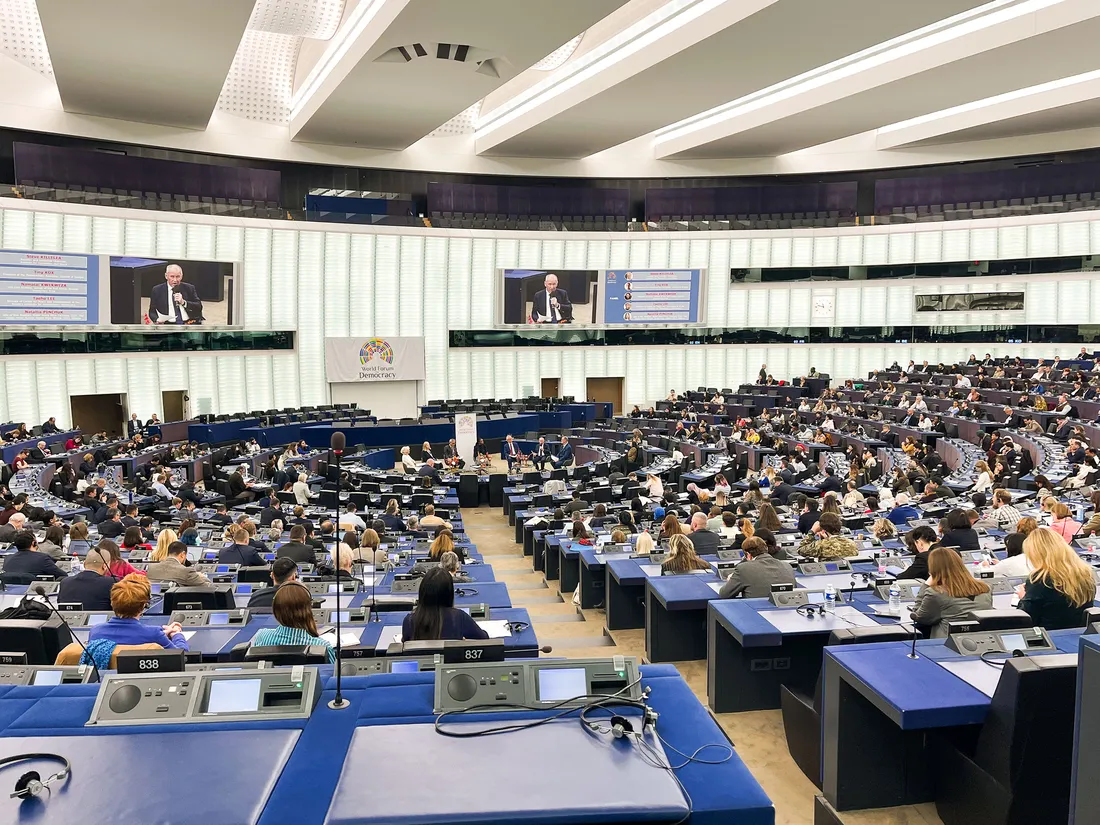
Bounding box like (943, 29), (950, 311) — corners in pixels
(208, 613), (229, 625)
(807, 592), (825, 604)
(205, 678), (261, 714)
(333, 611), (349, 623)
(88, 614), (109, 625)
(1001, 633), (1026, 653)
(824, 563), (839, 572)
(31, 670), (63, 685)
(390, 661), (420, 674)
(538, 667), (587, 702)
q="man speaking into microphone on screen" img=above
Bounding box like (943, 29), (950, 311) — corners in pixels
(529, 273), (572, 324)
(149, 264), (204, 325)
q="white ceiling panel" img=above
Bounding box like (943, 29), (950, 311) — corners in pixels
(36, 0), (255, 128)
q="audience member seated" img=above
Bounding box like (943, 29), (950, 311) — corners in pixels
(420, 504), (452, 532)
(797, 512), (858, 559)
(84, 574), (189, 669)
(218, 525), (266, 566)
(910, 547), (993, 637)
(940, 509), (980, 551)
(2, 530), (65, 580)
(36, 525), (66, 560)
(894, 526), (940, 580)
(56, 545), (114, 610)
(249, 582), (335, 662)
(1049, 502), (1083, 541)
(101, 538), (144, 578)
(718, 536), (795, 598)
(1017, 528), (1097, 629)
(662, 534), (711, 574)
(248, 558), (299, 608)
(276, 524), (317, 565)
(402, 568), (489, 642)
(886, 493), (921, 525)
(147, 540), (214, 588)
(686, 512), (721, 554)
(439, 550), (472, 584)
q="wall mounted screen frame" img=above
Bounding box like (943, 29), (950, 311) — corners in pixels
(497, 268), (706, 328)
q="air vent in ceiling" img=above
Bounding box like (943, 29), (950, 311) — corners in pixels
(375, 43), (506, 77)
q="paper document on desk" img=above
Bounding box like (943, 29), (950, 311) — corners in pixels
(321, 630), (364, 647)
(476, 620), (513, 638)
(639, 564), (664, 578)
(832, 606), (880, 627)
(182, 631), (196, 641)
(374, 626), (402, 652)
(707, 582), (723, 594)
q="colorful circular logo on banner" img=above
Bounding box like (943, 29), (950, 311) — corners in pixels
(360, 338), (394, 365)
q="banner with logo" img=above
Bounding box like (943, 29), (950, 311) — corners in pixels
(455, 412), (478, 466)
(324, 337), (426, 382)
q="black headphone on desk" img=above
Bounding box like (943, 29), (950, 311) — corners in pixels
(0, 753), (71, 801)
(796, 604), (826, 619)
(504, 620), (529, 633)
(580, 698), (659, 740)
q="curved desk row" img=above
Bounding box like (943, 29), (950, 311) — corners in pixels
(297, 413), (540, 451)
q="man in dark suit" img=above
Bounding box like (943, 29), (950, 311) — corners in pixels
(529, 273), (572, 324)
(718, 536), (796, 598)
(418, 459), (440, 481)
(274, 525), (316, 565)
(247, 558), (299, 609)
(149, 264), (204, 324)
(503, 435), (522, 471)
(97, 508), (126, 539)
(41, 417), (60, 435)
(770, 479), (796, 506)
(227, 466), (255, 503)
(57, 546), (114, 609)
(127, 413), (142, 437)
(217, 526), (266, 567)
(27, 441), (50, 463)
(687, 513), (720, 555)
(2, 532), (65, 581)
(551, 436), (574, 469)
(258, 499), (283, 527)
(532, 437), (550, 471)
(818, 467), (844, 496)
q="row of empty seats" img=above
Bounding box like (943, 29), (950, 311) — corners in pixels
(12, 184), (284, 219)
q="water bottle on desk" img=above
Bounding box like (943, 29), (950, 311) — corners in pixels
(824, 584), (837, 613)
(876, 553), (886, 575)
(70, 555), (82, 575)
(888, 581), (902, 614)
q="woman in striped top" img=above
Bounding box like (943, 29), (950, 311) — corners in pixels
(249, 583), (336, 663)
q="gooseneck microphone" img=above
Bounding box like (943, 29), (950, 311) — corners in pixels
(328, 431), (349, 711)
(34, 586), (101, 684)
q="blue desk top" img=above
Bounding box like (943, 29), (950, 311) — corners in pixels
(261, 667), (773, 825)
(326, 721), (689, 824)
(710, 599), (892, 648)
(608, 558), (647, 586)
(647, 573), (722, 611)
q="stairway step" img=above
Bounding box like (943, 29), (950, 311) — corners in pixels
(542, 635), (616, 650)
(511, 592), (563, 604)
(526, 611), (585, 623)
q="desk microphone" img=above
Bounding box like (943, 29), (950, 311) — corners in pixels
(539, 646), (553, 654)
(328, 431), (349, 711)
(33, 586), (101, 684)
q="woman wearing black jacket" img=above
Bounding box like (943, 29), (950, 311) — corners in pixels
(894, 525), (940, 581)
(938, 509), (980, 551)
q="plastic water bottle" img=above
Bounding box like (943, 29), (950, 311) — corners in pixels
(876, 553), (886, 575)
(824, 585), (837, 613)
(70, 555), (82, 576)
(888, 581), (902, 614)
(1078, 502), (1086, 523)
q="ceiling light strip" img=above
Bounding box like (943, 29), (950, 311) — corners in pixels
(475, 0), (723, 139)
(290, 0), (391, 120)
(653, 0), (1070, 146)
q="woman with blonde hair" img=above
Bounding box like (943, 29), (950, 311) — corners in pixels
(871, 518), (897, 542)
(661, 534), (711, 574)
(970, 460), (993, 494)
(910, 547), (993, 637)
(1017, 528), (1097, 629)
(1049, 501), (1083, 541)
(429, 529), (455, 560)
(148, 528), (179, 563)
(634, 532), (656, 555)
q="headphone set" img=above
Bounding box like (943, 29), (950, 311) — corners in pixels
(580, 694), (660, 741)
(454, 587), (479, 598)
(504, 620), (529, 633)
(0, 753), (70, 803)
(796, 604), (827, 619)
